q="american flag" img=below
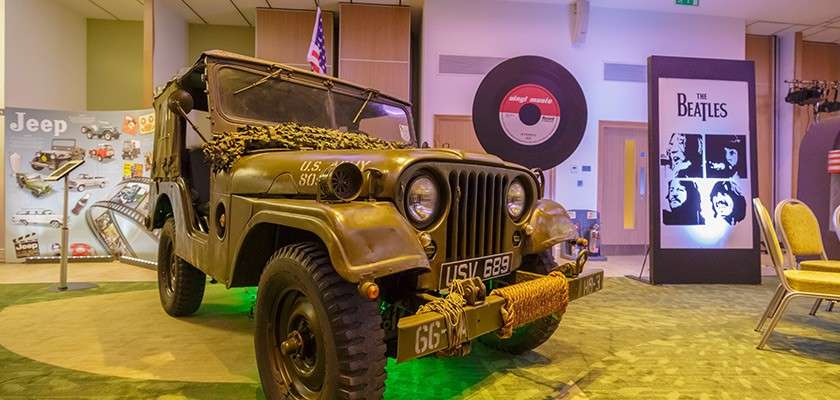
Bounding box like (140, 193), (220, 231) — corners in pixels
(828, 149), (840, 174)
(307, 7), (327, 75)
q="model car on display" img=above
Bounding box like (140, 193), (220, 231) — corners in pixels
(48, 242), (96, 257)
(88, 143), (115, 161)
(30, 139), (86, 171)
(68, 173), (107, 192)
(15, 173), (52, 198)
(122, 139), (141, 160)
(11, 208), (63, 228)
(149, 50), (603, 400)
(72, 193), (91, 215)
(81, 122), (120, 140)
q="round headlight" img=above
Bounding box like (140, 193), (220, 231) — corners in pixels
(406, 175), (439, 225)
(507, 180), (527, 220)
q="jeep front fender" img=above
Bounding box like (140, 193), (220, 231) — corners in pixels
(523, 199), (578, 254)
(236, 198), (430, 283)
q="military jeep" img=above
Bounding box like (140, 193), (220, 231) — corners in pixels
(30, 139), (86, 171)
(149, 50), (603, 400)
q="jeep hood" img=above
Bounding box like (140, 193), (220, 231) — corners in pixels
(226, 148), (533, 196)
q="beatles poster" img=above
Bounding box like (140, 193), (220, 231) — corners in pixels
(658, 78), (752, 249)
(647, 56), (760, 284)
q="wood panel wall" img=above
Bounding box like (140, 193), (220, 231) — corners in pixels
(143, 0), (154, 107)
(745, 34), (775, 210)
(792, 37), (840, 195)
(255, 8), (335, 75)
(338, 3), (411, 101)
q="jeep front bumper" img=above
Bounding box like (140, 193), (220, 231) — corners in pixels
(395, 269), (604, 362)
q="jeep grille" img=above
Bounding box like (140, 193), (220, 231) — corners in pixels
(445, 170), (508, 261)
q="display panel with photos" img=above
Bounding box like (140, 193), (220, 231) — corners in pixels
(657, 78), (752, 249)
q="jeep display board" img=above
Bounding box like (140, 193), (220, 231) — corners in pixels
(148, 50), (603, 400)
(4, 107), (158, 262)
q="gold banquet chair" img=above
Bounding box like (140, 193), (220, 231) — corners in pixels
(753, 198), (840, 349)
(776, 199), (840, 315)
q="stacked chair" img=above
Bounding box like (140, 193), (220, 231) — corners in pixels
(776, 199), (840, 314)
(752, 198), (840, 349)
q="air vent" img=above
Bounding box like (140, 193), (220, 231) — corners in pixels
(439, 55), (507, 75)
(604, 63), (646, 82)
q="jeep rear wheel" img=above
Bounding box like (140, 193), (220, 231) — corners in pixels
(157, 218), (205, 317)
(77, 185), (86, 192)
(255, 243), (386, 400)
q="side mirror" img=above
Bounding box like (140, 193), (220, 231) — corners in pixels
(169, 89), (194, 114)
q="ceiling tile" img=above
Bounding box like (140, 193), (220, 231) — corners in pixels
(54, 0), (114, 19)
(100, 0), (144, 20)
(747, 21), (794, 35)
(165, 0), (207, 24)
(804, 27), (840, 43)
(189, 0), (250, 26)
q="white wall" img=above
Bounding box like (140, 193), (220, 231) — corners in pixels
(421, 0), (746, 210)
(5, 0), (86, 110)
(775, 30), (796, 202)
(153, 0), (188, 88)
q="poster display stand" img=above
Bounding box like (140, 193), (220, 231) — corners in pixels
(44, 160), (97, 292)
(647, 56), (760, 284)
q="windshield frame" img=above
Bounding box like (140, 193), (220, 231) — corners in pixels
(207, 61), (418, 146)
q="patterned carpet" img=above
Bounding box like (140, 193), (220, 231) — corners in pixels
(0, 277), (837, 399)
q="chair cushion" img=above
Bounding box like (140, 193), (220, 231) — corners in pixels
(800, 259), (840, 273)
(779, 202), (824, 257)
(784, 270), (840, 296)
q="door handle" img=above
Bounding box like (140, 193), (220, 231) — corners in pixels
(638, 167), (646, 197)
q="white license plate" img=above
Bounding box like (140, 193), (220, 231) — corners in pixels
(439, 252), (513, 288)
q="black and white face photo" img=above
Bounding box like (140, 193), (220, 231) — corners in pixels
(709, 180), (746, 226)
(660, 133), (704, 178)
(705, 135), (747, 179)
(662, 179), (705, 226)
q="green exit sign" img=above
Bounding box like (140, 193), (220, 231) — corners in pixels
(676, 0), (699, 5)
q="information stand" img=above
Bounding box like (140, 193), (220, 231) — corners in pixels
(43, 159), (98, 291)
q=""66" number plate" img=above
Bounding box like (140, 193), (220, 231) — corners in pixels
(439, 252), (512, 288)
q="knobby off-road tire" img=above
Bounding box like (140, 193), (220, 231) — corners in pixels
(479, 249), (562, 354)
(255, 242), (386, 400)
(157, 218), (206, 317)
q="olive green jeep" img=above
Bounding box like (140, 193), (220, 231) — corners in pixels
(149, 50), (603, 400)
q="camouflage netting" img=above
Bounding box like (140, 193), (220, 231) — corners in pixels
(203, 122), (412, 172)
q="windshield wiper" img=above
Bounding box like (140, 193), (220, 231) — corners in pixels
(352, 89), (379, 124)
(234, 68), (287, 95)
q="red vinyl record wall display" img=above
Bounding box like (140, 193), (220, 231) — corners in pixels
(472, 55), (587, 170)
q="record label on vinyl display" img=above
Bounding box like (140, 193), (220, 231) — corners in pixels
(498, 84), (560, 145)
(473, 56), (587, 170)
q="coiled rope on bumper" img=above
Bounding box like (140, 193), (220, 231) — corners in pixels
(416, 279), (471, 356)
(490, 271), (570, 338)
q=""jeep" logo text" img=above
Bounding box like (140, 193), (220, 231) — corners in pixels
(9, 112), (68, 136)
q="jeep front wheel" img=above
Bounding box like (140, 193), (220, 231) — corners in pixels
(478, 250), (562, 354)
(255, 243), (386, 400)
(157, 218), (205, 316)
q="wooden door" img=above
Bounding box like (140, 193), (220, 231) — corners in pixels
(598, 121), (649, 250)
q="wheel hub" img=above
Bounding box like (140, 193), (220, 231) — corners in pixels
(272, 292), (325, 398)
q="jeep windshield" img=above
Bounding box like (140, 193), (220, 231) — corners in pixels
(217, 66), (414, 145)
